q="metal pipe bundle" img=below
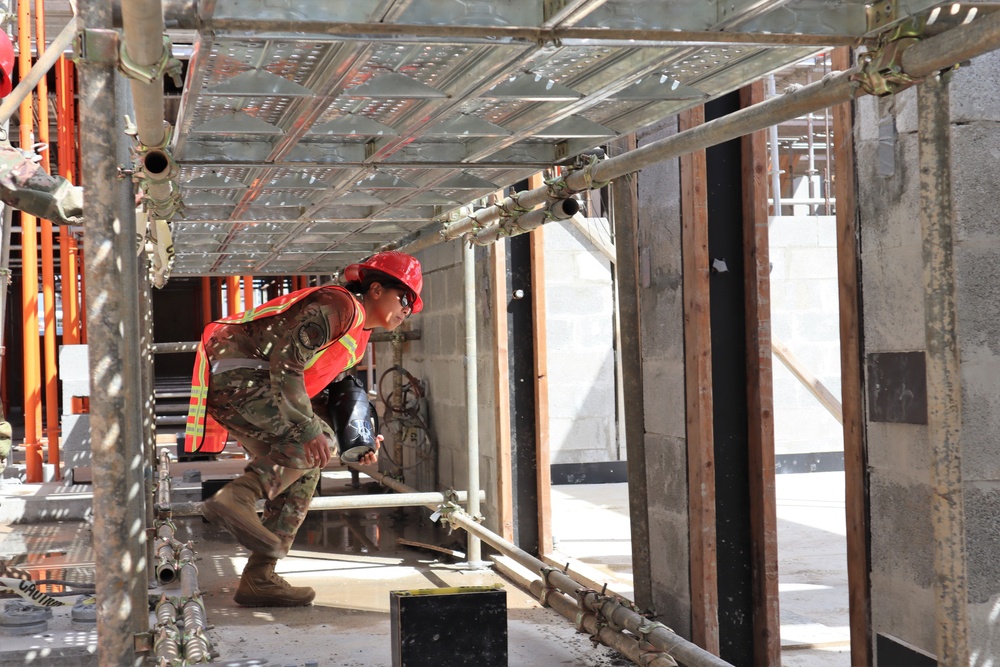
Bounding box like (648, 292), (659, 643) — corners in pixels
(354, 466), (730, 667)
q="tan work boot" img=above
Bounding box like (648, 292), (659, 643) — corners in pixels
(202, 473), (283, 559)
(233, 553), (315, 607)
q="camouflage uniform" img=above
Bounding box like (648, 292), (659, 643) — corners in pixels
(204, 288), (361, 547)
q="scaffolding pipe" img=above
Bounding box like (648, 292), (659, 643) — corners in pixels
(766, 75), (782, 217)
(494, 558), (683, 667)
(0, 17), (79, 126)
(172, 489), (483, 517)
(205, 17), (856, 48)
(0, 207), (11, 368)
(139, 262), (157, 584)
(918, 71), (969, 665)
(36, 0), (60, 476)
(151, 341), (199, 353)
(426, 9), (1000, 249)
(463, 242), (483, 567)
(354, 467), (729, 667)
(390, 332), (404, 478)
(78, 0), (143, 659)
(119, 0), (167, 149)
(473, 198), (580, 246)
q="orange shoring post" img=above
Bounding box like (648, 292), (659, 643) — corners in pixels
(57, 56), (81, 346)
(37, 0), (60, 477)
(242, 275), (253, 311)
(78, 257), (87, 343)
(226, 276), (238, 316)
(18, 0), (43, 481)
(201, 277), (212, 325)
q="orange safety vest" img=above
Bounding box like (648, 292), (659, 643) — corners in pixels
(184, 285), (370, 454)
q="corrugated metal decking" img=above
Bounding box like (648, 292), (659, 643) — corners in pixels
(164, 0), (941, 276)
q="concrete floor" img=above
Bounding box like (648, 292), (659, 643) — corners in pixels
(0, 468), (851, 666)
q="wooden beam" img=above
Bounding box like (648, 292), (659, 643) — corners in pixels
(679, 105), (720, 655)
(771, 336), (843, 424)
(741, 80), (781, 667)
(610, 133), (653, 612)
(831, 46), (873, 667)
(490, 241), (515, 542)
(529, 172), (553, 556)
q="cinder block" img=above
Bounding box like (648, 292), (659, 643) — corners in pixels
(60, 414), (92, 451)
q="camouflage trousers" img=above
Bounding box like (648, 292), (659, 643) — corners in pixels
(206, 369), (335, 547)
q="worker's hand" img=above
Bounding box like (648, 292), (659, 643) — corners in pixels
(357, 435), (382, 467)
(303, 433), (333, 469)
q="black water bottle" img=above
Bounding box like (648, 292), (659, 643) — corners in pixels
(327, 375), (378, 464)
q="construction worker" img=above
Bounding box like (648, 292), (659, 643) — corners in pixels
(184, 251), (423, 607)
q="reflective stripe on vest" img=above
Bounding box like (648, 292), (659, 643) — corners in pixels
(184, 285), (369, 453)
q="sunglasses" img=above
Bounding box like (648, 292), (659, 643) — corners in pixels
(394, 287), (416, 311)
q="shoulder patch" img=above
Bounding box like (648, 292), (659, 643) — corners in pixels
(297, 322), (325, 350)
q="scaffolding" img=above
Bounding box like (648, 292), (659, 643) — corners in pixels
(0, 1), (997, 664)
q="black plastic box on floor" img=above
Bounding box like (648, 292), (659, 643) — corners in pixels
(390, 585), (507, 666)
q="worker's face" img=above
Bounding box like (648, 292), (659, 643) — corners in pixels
(366, 282), (413, 330)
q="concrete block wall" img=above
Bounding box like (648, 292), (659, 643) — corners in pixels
(634, 118), (691, 635)
(543, 220), (618, 464)
(856, 48), (1000, 661)
(768, 215), (843, 455)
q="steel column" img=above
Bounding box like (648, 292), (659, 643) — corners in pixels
(918, 71), (969, 666)
(78, 0), (143, 660)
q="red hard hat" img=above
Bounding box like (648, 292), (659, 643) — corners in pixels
(344, 251), (424, 313)
(0, 32), (13, 98)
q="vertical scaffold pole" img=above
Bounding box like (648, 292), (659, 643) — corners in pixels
(78, 1), (146, 661)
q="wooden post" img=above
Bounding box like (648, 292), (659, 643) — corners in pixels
(831, 46), (873, 667)
(741, 80), (780, 666)
(609, 133), (653, 611)
(490, 241), (514, 541)
(679, 106), (720, 654)
(529, 173), (552, 556)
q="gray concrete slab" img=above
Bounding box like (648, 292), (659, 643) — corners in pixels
(1, 475), (630, 666)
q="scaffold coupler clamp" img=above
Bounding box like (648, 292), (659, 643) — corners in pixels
(573, 586), (606, 645)
(854, 15), (930, 97)
(118, 34), (183, 88)
(537, 565), (560, 608)
(635, 618), (677, 666)
(429, 500), (462, 534)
